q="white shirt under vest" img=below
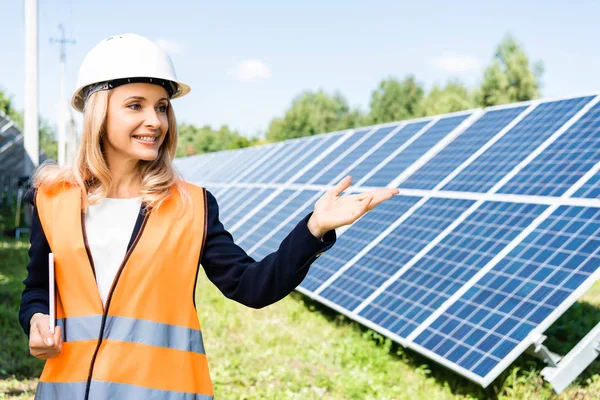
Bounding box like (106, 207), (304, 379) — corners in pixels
(84, 196), (142, 307)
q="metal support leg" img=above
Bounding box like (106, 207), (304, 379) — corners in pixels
(541, 322), (600, 394)
(526, 334), (561, 367)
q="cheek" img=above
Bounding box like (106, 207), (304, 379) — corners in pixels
(160, 114), (169, 134)
(106, 111), (140, 142)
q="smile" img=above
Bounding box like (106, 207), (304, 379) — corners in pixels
(133, 136), (157, 143)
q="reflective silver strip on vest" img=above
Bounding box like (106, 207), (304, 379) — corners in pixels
(35, 381), (87, 399)
(57, 315), (102, 342)
(35, 381), (214, 400)
(57, 315), (205, 354)
(88, 380), (214, 400)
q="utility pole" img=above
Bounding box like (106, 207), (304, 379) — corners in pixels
(50, 25), (75, 167)
(24, 0), (39, 175)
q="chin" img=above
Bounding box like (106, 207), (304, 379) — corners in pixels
(136, 152), (160, 162)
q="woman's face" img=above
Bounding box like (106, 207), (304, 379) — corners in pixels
(104, 82), (170, 163)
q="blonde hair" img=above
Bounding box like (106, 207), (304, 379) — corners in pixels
(31, 89), (191, 215)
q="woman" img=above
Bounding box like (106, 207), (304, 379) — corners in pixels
(19, 33), (399, 399)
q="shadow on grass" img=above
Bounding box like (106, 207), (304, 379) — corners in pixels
(290, 289), (600, 399)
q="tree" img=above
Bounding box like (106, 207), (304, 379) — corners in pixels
(0, 89), (24, 128)
(477, 35), (544, 107)
(1, 88), (56, 160)
(39, 119), (58, 161)
(265, 90), (362, 142)
(420, 81), (476, 116)
(176, 123), (258, 157)
(368, 76), (424, 124)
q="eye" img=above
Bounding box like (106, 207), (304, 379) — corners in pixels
(127, 103), (141, 111)
(157, 104), (169, 113)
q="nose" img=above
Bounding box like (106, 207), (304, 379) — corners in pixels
(144, 108), (161, 130)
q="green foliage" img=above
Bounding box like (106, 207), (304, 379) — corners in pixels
(176, 123), (259, 157)
(38, 120), (58, 162)
(1, 237), (600, 399)
(477, 35), (544, 107)
(420, 81), (476, 116)
(0, 89), (24, 129)
(265, 90), (366, 142)
(0, 89), (57, 162)
(0, 240), (45, 380)
(368, 75), (424, 124)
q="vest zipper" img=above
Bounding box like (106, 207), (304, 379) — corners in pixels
(82, 205), (151, 400)
(80, 196), (97, 281)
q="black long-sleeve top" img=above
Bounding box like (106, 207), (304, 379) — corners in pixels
(18, 187), (336, 337)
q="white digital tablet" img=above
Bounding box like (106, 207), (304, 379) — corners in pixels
(49, 252), (55, 334)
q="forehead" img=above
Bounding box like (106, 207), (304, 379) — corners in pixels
(110, 82), (169, 100)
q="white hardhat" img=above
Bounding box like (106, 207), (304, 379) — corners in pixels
(71, 33), (191, 112)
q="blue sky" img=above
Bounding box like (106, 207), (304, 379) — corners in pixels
(1, 0), (599, 137)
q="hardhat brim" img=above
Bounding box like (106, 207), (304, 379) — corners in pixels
(71, 79), (191, 113)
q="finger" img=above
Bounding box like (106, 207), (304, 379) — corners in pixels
(36, 320), (55, 347)
(331, 176), (352, 196)
(366, 189), (397, 209)
(53, 326), (63, 348)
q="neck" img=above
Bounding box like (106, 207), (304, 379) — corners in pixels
(106, 157), (142, 199)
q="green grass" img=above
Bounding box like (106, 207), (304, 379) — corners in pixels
(1, 235), (599, 399)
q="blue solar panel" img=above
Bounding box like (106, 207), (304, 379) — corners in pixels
(574, 172), (600, 198)
(312, 125), (400, 185)
(400, 107), (527, 190)
(243, 143), (293, 183)
(318, 198), (474, 311)
(413, 205), (600, 381)
(247, 190), (322, 260)
(235, 189), (299, 248)
(255, 140), (312, 183)
(499, 101), (600, 196)
(202, 150), (247, 182)
(294, 130), (371, 184)
(176, 93), (600, 388)
(342, 121), (429, 184)
(218, 148), (259, 183)
(363, 115), (471, 187)
(220, 188), (276, 229)
(274, 134), (343, 184)
(214, 187), (252, 216)
(300, 195), (421, 292)
(358, 201), (548, 338)
(443, 97), (594, 193)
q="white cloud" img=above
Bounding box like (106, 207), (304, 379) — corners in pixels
(431, 52), (482, 74)
(229, 59), (272, 82)
(156, 39), (183, 55)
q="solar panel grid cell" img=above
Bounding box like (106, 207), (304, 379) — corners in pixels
(358, 201), (547, 339)
(499, 101), (600, 196)
(414, 205), (600, 380)
(248, 190), (323, 259)
(363, 115), (470, 187)
(313, 126), (400, 185)
(400, 107), (527, 190)
(319, 197), (474, 311)
(346, 121), (429, 185)
(443, 97), (594, 193)
(300, 195), (421, 292)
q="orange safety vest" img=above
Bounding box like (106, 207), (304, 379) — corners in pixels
(34, 180), (213, 399)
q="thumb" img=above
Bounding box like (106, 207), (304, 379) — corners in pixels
(36, 319), (55, 347)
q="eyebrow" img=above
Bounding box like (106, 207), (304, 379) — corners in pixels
(123, 96), (169, 103)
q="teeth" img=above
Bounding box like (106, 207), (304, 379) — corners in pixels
(134, 136), (156, 142)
